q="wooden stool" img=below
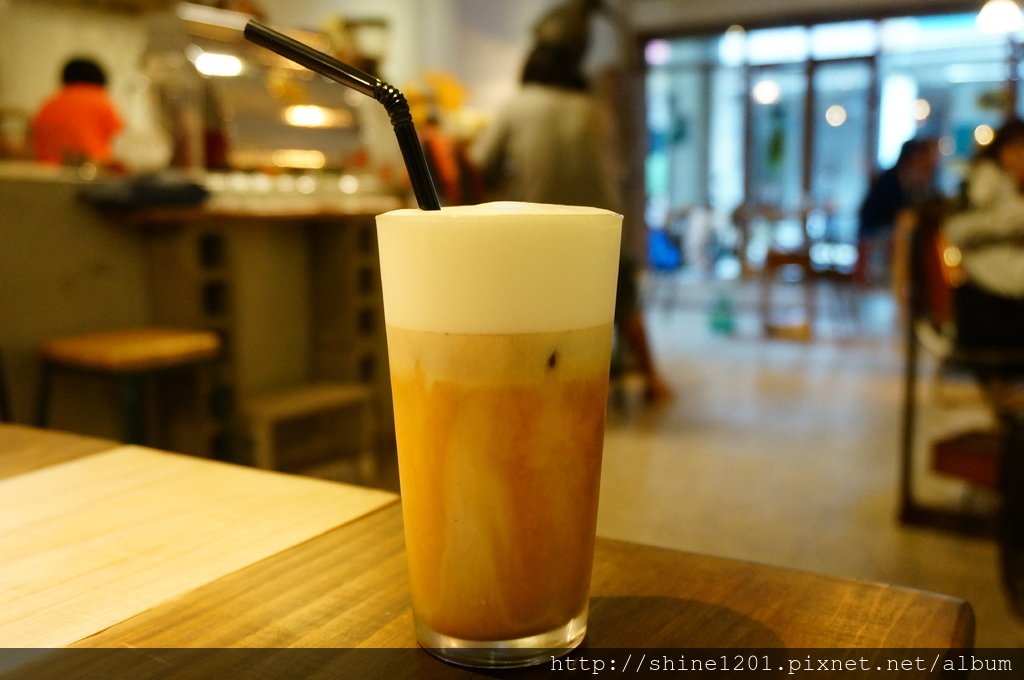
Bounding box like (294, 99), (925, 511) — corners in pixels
(242, 382), (375, 483)
(36, 327), (221, 445)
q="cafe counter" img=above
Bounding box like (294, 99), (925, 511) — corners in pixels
(0, 162), (402, 463)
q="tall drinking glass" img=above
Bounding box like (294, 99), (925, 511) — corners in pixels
(376, 202), (621, 668)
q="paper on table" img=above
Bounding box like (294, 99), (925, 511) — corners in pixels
(0, 446), (396, 647)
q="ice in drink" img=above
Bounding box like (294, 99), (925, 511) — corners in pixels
(376, 202), (621, 666)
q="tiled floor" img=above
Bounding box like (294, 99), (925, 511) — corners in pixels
(597, 276), (1023, 647)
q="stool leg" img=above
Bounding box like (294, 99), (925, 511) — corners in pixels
(358, 398), (377, 483)
(805, 272), (817, 335)
(0, 351), (11, 422)
(209, 365), (235, 462)
(118, 374), (147, 445)
(250, 419), (274, 469)
(35, 363), (53, 427)
(759, 267), (774, 334)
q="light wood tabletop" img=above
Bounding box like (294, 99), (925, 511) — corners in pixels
(0, 424), (975, 676)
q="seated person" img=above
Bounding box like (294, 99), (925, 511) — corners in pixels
(32, 57), (123, 166)
(944, 119), (1024, 349)
(857, 137), (941, 285)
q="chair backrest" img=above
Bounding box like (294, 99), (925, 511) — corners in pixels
(907, 203), (962, 334)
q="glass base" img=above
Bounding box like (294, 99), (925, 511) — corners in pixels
(416, 609), (588, 669)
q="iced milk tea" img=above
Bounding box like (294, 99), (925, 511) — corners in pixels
(376, 202), (621, 667)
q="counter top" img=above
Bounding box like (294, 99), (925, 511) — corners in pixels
(0, 160), (93, 183)
(0, 161), (404, 219)
(107, 195), (403, 225)
(0, 424), (974, 676)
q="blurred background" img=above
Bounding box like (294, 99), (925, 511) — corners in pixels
(1, 0), (1023, 649)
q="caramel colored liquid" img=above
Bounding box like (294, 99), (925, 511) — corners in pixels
(387, 323), (612, 642)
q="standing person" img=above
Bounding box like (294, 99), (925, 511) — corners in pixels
(472, 40), (673, 403)
(31, 57), (123, 166)
(857, 137), (941, 285)
(944, 119), (1024, 348)
(471, 43), (617, 209)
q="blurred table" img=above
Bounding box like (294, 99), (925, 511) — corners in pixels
(0, 424), (974, 676)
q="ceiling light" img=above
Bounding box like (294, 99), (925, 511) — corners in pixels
(977, 0), (1024, 34)
(913, 99), (931, 121)
(752, 79), (781, 105)
(825, 105), (847, 127)
(282, 105), (353, 128)
(192, 51), (243, 77)
(974, 124), (996, 146)
(645, 40), (672, 66)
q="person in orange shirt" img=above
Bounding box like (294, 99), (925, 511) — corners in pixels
(32, 57), (123, 166)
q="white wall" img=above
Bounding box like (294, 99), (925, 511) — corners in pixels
(262, 0), (423, 86)
(0, 0), (977, 132)
(263, 0), (574, 111)
(427, 0), (556, 110)
(0, 0), (577, 119)
(0, 0), (148, 120)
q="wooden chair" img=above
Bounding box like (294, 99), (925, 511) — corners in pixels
(734, 204), (814, 338)
(898, 203), (1024, 532)
(753, 205), (858, 339)
(36, 327), (222, 447)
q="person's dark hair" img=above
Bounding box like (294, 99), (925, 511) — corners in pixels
(895, 136), (937, 168)
(978, 118), (1024, 162)
(521, 43), (588, 92)
(61, 58), (107, 87)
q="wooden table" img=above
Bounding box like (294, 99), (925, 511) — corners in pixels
(0, 424), (974, 677)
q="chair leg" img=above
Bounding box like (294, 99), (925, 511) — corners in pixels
(899, 302), (923, 523)
(759, 267), (774, 334)
(118, 374), (147, 445)
(804, 268), (817, 333)
(999, 415), (1024, 619)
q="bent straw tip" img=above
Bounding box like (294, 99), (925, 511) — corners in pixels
(241, 19), (440, 210)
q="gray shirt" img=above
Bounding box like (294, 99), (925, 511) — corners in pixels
(470, 84), (619, 211)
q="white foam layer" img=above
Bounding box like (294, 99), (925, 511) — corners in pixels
(377, 202), (622, 333)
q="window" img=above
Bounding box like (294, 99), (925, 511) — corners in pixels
(644, 11), (1020, 271)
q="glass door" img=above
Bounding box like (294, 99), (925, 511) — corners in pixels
(808, 58), (875, 252)
(747, 65), (806, 214)
(745, 65), (807, 258)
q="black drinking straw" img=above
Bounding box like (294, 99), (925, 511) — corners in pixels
(244, 20), (441, 211)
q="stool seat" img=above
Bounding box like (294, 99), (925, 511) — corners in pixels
(40, 328), (221, 373)
(36, 327), (223, 448)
